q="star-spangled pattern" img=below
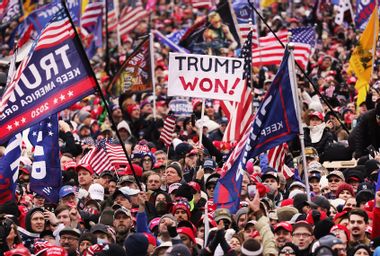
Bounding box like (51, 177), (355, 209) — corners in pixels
(241, 30), (253, 88)
(289, 26), (316, 47)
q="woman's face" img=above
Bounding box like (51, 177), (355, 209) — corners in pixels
(310, 116), (323, 127)
(354, 248), (369, 256)
(229, 237), (241, 250)
(6, 224), (17, 245)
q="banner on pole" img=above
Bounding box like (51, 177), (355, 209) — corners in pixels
(168, 53), (244, 102)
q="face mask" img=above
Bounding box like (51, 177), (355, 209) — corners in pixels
(97, 238), (109, 245)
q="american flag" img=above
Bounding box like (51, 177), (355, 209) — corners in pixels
(191, 0), (213, 9)
(81, 1), (104, 30)
(106, 0), (119, 32)
(159, 116), (176, 147)
(252, 26), (316, 69)
(221, 30), (254, 143)
(267, 143), (294, 180)
(79, 139), (129, 174)
(0, 9), (75, 112)
(118, 1), (149, 37)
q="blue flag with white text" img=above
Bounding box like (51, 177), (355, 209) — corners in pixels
(0, 7), (97, 144)
(214, 48), (299, 213)
(0, 133), (22, 204)
(28, 114), (61, 203)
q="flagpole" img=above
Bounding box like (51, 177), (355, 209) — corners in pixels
(61, 0), (144, 192)
(247, 1), (350, 135)
(104, 0), (111, 76)
(199, 99), (206, 147)
(150, 31), (157, 121)
(288, 43), (311, 201)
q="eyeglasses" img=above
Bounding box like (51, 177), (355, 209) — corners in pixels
(143, 158), (152, 162)
(328, 179), (341, 183)
(292, 233), (311, 238)
(60, 235), (78, 242)
(207, 185), (215, 190)
(280, 250), (295, 255)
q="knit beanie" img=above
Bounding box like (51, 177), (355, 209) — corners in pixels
(241, 238), (263, 256)
(234, 207), (249, 223)
(167, 162), (183, 179)
(124, 233), (149, 256)
(79, 232), (97, 246)
(335, 183), (355, 197)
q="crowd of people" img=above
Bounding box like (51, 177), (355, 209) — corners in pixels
(1, 0), (380, 256)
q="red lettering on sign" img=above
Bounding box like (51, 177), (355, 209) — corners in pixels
(200, 78), (212, 92)
(229, 78), (241, 95)
(179, 76), (198, 91)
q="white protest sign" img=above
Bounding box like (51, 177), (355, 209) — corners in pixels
(168, 53), (244, 102)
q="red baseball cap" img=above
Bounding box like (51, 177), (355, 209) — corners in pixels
(309, 111), (324, 121)
(63, 161), (76, 171)
(75, 163), (94, 175)
(143, 232), (157, 246)
(177, 227), (196, 243)
(188, 181), (201, 192)
(274, 222), (293, 232)
(124, 164), (143, 177)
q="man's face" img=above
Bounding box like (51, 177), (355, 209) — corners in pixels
(33, 196), (45, 207)
(61, 194), (77, 206)
(60, 233), (79, 253)
(142, 157), (153, 171)
(57, 209), (71, 227)
(309, 178), (321, 193)
(241, 174), (250, 196)
(108, 181), (117, 195)
(348, 180), (360, 192)
(174, 209), (188, 222)
(263, 177), (279, 192)
(79, 240), (93, 254)
(113, 213), (132, 233)
(348, 214), (367, 238)
(164, 167), (181, 185)
(31, 211), (45, 233)
(155, 153), (167, 164)
(185, 154), (197, 168)
(328, 176), (343, 192)
(147, 174), (161, 191)
(114, 194), (132, 209)
(344, 198), (357, 210)
(60, 155), (73, 169)
(332, 244), (347, 256)
(206, 183), (216, 198)
(237, 214), (247, 230)
(292, 227), (313, 250)
(179, 234), (193, 250)
(78, 169), (93, 187)
(275, 229), (292, 248)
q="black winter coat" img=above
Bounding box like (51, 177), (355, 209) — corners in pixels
(348, 109), (380, 158)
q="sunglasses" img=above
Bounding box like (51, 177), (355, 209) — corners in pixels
(328, 179), (341, 183)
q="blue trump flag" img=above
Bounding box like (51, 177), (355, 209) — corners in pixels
(214, 48), (299, 213)
(85, 13), (103, 59)
(0, 133), (22, 204)
(25, 1), (81, 33)
(28, 114), (61, 203)
(0, 7), (97, 144)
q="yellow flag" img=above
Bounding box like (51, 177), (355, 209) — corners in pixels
(349, 8), (379, 82)
(261, 0), (277, 8)
(355, 79), (369, 107)
(349, 7), (379, 106)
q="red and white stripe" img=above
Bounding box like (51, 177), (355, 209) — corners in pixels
(118, 2), (149, 37)
(221, 83), (254, 143)
(79, 143), (129, 174)
(34, 18), (75, 51)
(160, 116), (176, 147)
(0, 16), (75, 112)
(191, 0), (213, 9)
(252, 31), (312, 69)
(238, 24), (259, 46)
(81, 2), (104, 29)
(267, 143), (294, 179)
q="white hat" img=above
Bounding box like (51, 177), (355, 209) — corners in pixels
(88, 183), (104, 201)
(117, 120), (132, 135)
(119, 186), (140, 196)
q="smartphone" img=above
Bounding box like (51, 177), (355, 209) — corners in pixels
(247, 184), (256, 199)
